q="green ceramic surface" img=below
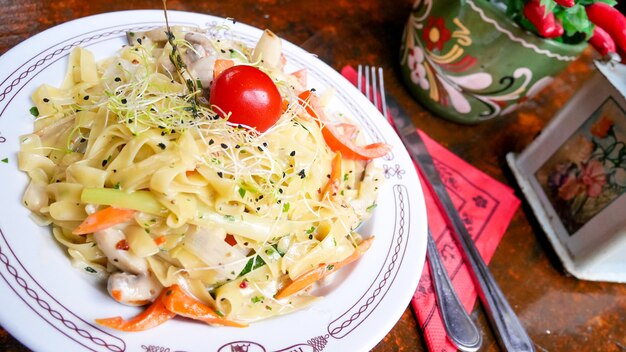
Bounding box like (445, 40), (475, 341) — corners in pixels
(400, 0), (588, 124)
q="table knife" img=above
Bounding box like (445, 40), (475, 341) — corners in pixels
(387, 99), (535, 352)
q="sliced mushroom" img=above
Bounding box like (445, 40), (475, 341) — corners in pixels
(94, 227), (148, 275)
(107, 271), (163, 306)
(188, 56), (217, 89)
(126, 26), (200, 46)
(184, 32), (216, 55)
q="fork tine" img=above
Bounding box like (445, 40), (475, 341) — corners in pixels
(371, 66), (379, 113)
(364, 65), (371, 102)
(358, 65), (387, 119)
(357, 64), (363, 94)
(378, 67), (388, 120)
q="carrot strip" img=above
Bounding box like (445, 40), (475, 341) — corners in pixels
(110, 289), (123, 302)
(275, 237), (374, 300)
(298, 90), (391, 160)
(95, 290), (175, 331)
(161, 285), (247, 328)
(72, 206), (136, 235)
(297, 90), (323, 123)
(321, 151), (342, 200)
(213, 59), (234, 80)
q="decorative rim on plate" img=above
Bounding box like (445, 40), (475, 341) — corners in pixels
(0, 10), (427, 352)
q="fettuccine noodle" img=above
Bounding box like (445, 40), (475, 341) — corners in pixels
(18, 25), (384, 326)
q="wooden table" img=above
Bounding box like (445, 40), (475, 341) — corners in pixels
(1, 1), (624, 351)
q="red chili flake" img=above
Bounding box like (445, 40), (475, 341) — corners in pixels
(115, 239), (129, 250)
(239, 279), (248, 289)
(131, 59), (139, 64)
(154, 236), (167, 246)
(224, 234), (237, 246)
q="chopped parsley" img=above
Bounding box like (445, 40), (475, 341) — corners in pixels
(85, 266), (97, 273)
(366, 203), (378, 212)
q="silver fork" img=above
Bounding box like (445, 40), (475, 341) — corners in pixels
(358, 65), (482, 352)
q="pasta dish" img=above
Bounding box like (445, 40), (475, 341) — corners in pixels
(18, 22), (390, 330)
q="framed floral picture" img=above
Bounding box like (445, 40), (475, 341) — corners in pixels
(535, 97), (626, 235)
(507, 60), (626, 283)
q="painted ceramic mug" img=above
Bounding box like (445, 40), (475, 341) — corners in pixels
(400, 0), (588, 124)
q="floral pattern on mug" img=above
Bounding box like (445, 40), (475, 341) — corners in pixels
(422, 17), (451, 51)
(400, 0), (539, 120)
(407, 47), (430, 90)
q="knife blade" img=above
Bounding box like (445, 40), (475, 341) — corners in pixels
(387, 98), (535, 352)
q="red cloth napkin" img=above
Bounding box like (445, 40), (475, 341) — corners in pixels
(340, 65), (521, 351)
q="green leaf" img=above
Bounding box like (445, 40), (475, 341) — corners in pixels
(540, 0), (557, 15)
(1, 158), (7, 164)
(558, 4), (593, 37)
(597, 0), (618, 6)
(29, 106), (39, 117)
(239, 255), (266, 277)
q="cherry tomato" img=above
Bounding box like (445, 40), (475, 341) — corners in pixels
(209, 65), (282, 132)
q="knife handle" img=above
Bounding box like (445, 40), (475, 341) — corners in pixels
(392, 111), (534, 351)
(427, 233), (482, 352)
(432, 180), (536, 352)
(457, 227), (535, 352)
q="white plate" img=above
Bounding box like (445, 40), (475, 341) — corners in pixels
(0, 10), (427, 352)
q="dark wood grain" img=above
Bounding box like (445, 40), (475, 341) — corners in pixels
(1, 1), (624, 351)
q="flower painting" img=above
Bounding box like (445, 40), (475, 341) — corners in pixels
(536, 98), (626, 235)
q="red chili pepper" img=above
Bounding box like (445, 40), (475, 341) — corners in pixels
(554, 0), (574, 7)
(589, 26), (616, 56)
(115, 239), (129, 251)
(586, 2), (626, 61)
(523, 0), (564, 38)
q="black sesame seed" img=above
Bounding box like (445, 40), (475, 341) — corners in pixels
(83, 96), (89, 100)
(114, 77), (121, 82)
(43, 98), (50, 103)
(235, 144), (240, 149)
(308, 234), (313, 240)
(158, 143), (166, 150)
(121, 98), (127, 104)
(221, 143), (228, 149)
(290, 151), (296, 157)
(298, 169), (306, 179)
(257, 146), (264, 152)
(209, 139), (214, 145)
(137, 38), (142, 44)
(217, 171), (223, 178)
